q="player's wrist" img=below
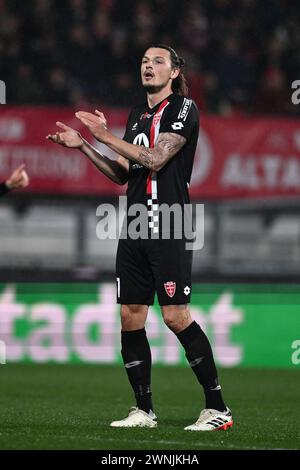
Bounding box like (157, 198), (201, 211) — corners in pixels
(99, 128), (112, 145)
(78, 135), (87, 151)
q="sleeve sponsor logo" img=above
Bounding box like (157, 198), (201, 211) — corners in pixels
(177, 98), (192, 121)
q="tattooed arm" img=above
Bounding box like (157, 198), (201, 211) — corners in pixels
(101, 131), (186, 172)
(75, 110), (187, 171)
(138, 133), (187, 171)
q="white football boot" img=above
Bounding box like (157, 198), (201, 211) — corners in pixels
(110, 407), (157, 428)
(184, 407), (233, 431)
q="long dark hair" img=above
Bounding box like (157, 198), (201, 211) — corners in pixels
(147, 44), (188, 96)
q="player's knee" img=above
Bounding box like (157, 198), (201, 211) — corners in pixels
(162, 310), (183, 332)
(163, 312), (179, 331)
(120, 304), (146, 330)
(162, 306), (192, 333)
(120, 305), (135, 326)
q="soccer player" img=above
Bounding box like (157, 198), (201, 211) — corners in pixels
(47, 45), (233, 431)
(0, 164), (29, 197)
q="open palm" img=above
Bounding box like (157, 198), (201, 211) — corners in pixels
(46, 121), (83, 148)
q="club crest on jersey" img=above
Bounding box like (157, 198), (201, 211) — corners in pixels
(164, 281), (176, 298)
(153, 113), (161, 127)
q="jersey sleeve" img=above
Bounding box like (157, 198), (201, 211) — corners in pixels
(122, 109), (134, 143)
(159, 97), (199, 140)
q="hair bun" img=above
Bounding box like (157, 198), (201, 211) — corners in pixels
(179, 57), (185, 67)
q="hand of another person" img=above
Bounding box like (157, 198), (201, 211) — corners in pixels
(6, 164), (29, 190)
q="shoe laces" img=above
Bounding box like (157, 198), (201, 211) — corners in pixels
(196, 409), (215, 424)
(196, 408), (230, 424)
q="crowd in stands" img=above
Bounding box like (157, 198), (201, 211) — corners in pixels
(1, 0), (299, 116)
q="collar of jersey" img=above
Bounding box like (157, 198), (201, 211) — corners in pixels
(146, 92), (174, 112)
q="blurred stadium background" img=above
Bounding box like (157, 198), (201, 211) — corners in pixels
(0, 0), (300, 450)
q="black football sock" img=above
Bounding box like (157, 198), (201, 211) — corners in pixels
(176, 321), (226, 412)
(121, 328), (154, 414)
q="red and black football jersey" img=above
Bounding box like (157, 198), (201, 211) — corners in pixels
(123, 92), (199, 235)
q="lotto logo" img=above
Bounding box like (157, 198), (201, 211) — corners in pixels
(184, 286), (191, 295)
(171, 122), (184, 130)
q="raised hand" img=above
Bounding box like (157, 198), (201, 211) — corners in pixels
(75, 109), (108, 142)
(46, 121), (83, 148)
(6, 164), (29, 190)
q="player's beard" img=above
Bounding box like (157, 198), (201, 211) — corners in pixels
(142, 78), (169, 94)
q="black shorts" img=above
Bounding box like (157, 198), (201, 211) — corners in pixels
(116, 237), (193, 306)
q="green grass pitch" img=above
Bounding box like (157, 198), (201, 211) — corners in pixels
(0, 364), (299, 450)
